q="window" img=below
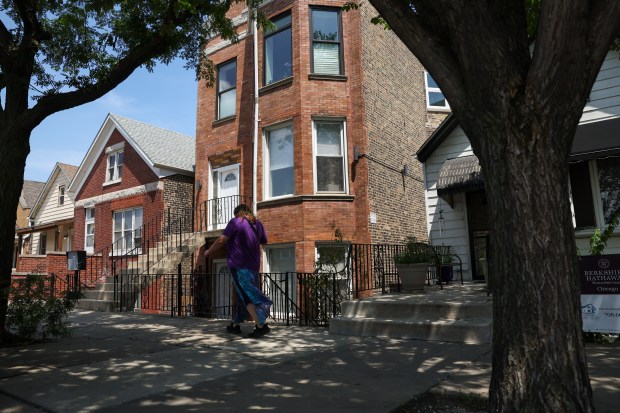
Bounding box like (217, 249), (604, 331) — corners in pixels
(217, 60), (237, 119)
(39, 233), (47, 255)
(425, 72), (449, 110)
(266, 245), (296, 312)
(107, 150), (123, 182)
(316, 243), (348, 274)
(313, 120), (346, 193)
(85, 208), (95, 253)
(569, 157), (620, 229)
(265, 124), (294, 198)
(113, 207), (143, 252)
(58, 185), (65, 205)
(310, 8), (342, 75)
(264, 13), (292, 85)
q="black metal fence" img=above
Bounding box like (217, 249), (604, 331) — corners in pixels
(135, 268), (352, 326)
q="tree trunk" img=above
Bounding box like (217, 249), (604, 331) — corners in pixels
(0, 125), (31, 342)
(476, 114), (594, 412)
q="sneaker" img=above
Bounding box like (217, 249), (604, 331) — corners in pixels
(248, 324), (270, 338)
(226, 323), (241, 334)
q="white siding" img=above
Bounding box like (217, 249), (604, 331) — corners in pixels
(422, 51), (620, 269)
(424, 126), (475, 279)
(581, 50), (620, 124)
(34, 173), (74, 225)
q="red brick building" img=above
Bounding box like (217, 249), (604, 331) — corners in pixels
(196, 0), (449, 275)
(69, 114), (195, 261)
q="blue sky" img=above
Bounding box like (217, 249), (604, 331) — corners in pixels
(25, 59), (198, 183)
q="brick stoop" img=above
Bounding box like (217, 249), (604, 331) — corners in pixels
(329, 283), (493, 344)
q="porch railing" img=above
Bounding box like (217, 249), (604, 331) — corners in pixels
(63, 195), (249, 310)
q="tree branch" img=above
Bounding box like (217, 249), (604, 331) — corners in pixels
(0, 19), (14, 65)
(367, 0), (466, 108)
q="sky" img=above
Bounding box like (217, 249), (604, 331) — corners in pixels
(24, 59), (198, 183)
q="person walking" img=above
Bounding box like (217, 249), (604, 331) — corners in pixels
(204, 204), (272, 338)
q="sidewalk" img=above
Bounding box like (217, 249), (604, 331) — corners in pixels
(0, 310), (617, 413)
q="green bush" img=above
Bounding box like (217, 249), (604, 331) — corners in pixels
(6, 272), (81, 342)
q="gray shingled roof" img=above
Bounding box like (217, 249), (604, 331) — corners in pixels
(58, 163), (79, 181)
(21, 180), (45, 208)
(437, 155), (484, 195)
(110, 114), (195, 173)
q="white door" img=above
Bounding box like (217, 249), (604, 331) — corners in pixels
(84, 208), (95, 254)
(213, 260), (232, 319)
(210, 165), (240, 230)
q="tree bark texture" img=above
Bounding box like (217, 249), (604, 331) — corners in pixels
(367, 0), (620, 411)
(0, 127), (31, 341)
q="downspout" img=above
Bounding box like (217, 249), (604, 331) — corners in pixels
(251, 8), (259, 215)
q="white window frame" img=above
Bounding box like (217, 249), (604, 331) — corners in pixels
(264, 244), (297, 319)
(263, 122), (295, 200)
(312, 118), (348, 194)
(58, 185), (65, 206)
(425, 71), (450, 111)
(112, 207), (143, 253)
(85, 208), (95, 253)
(570, 158), (620, 233)
(105, 149), (123, 183)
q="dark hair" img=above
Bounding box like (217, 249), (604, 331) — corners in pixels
(234, 204), (256, 223)
(234, 204), (251, 215)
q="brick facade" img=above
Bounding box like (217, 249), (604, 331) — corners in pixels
(196, 0), (448, 272)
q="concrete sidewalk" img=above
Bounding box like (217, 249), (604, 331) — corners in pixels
(0, 310), (617, 413)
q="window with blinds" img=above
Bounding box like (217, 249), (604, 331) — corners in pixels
(310, 8), (342, 76)
(313, 120), (346, 193)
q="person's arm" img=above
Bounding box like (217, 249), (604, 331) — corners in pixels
(204, 234), (229, 258)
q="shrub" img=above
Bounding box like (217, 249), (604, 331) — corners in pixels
(6, 272), (81, 342)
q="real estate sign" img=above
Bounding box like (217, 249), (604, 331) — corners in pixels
(579, 254), (620, 334)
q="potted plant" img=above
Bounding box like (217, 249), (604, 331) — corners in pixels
(439, 248), (455, 284)
(395, 237), (435, 292)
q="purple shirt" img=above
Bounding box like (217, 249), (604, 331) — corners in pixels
(223, 217), (268, 271)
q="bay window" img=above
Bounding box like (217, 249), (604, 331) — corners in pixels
(264, 13), (292, 85)
(310, 8), (343, 76)
(265, 124), (294, 198)
(313, 119), (346, 193)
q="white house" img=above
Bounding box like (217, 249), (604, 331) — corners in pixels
(28, 163), (79, 255)
(416, 50), (620, 281)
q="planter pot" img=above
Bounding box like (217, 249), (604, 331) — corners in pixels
(440, 265), (454, 283)
(397, 263), (428, 292)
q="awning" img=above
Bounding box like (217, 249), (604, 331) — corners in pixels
(436, 155), (484, 196)
(571, 117), (620, 161)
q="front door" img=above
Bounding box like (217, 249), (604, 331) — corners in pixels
(466, 191), (489, 281)
(210, 165), (240, 230)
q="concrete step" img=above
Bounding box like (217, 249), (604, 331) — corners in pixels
(329, 315), (492, 344)
(81, 288), (115, 301)
(340, 300), (492, 320)
(329, 287), (492, 344)
(75, 298), (116, 312)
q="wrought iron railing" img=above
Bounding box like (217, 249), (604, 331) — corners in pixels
(61, 195), (250, 312)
